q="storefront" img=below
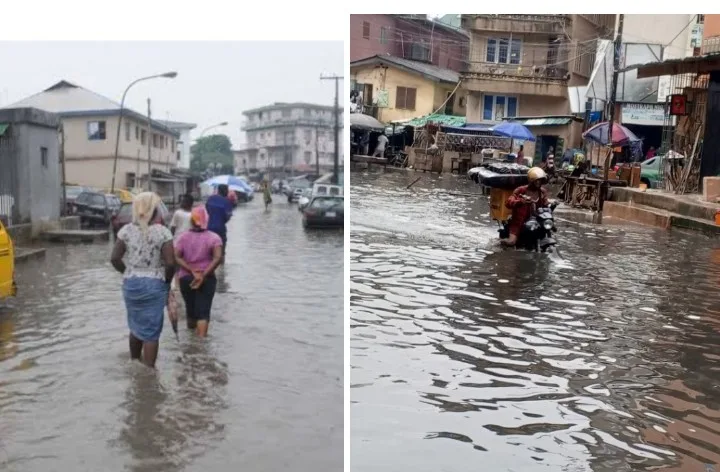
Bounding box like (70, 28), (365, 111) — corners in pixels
(619, 102), (665, 157)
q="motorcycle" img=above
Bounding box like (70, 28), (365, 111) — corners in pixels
(498, 201), (559, 252)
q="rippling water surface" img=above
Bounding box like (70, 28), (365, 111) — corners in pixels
(0, 199), (343, 471)
(351, 171), (720, 472)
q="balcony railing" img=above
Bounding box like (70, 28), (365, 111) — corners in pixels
(462, 15), (571, 35)
(241, 116), (335, 131)
(463, 62), (570, 82)
(702, 36), (720, 55)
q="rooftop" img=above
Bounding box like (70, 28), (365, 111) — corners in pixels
(162, 120), (197, 130)
(351, 54), (460, 84)
(243, 102), (338, 116)
(3, 80), (180, 137)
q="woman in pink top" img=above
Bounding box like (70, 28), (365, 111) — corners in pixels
(174, 206), (223, 337)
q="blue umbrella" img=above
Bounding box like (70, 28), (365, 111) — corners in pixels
(490, 121), (536, 141)
(202, 175), (253, 195)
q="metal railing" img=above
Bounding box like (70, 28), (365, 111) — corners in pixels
(464, 62), (570, 81)
(0, 125), (20, 227)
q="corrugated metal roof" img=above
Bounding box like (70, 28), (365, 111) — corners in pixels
(351, 54), (459, 84)
(405, 114), (466, 127)
(516, 117), (573, 126)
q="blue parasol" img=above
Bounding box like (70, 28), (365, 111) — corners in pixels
(490, 121), (537, 142)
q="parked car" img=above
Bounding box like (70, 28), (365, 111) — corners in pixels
(72, 191), (122, 227)
(0, 217), (17, 301)
(640, 152), (685, 189)
(298, 188), (313, 211)
(111, 200), (171, 236)
(302, 195), (344, 228)
(287, 188), (305, 203)
(101, 188), (135, 204)
(63, 185), (91, 213)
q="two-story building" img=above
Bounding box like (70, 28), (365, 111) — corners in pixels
(461, 14), (615, 161)
(235, 102), (342, 174)
(3, 80), (181, 189)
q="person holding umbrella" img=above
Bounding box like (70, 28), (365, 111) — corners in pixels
(174, 206), (223, 337)
(206, 184), (233, 262)
(110, 192), (176, 368)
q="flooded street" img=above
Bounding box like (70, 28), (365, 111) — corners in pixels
(351, 171), (720, 471)
(0, 199), (343, 471)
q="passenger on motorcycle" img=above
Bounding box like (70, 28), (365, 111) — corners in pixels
(500, 167), (550, 247)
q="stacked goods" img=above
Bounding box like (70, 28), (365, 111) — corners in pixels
(476, 162), (530, 189)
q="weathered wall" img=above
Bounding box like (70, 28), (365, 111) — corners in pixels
(704, 15), (720, 39)
(351, 64), (437, 122)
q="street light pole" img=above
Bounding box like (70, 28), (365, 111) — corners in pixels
(321, 74), (344, 185)
(110, 71), (177, 193)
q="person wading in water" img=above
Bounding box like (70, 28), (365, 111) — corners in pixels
(206, 184), (233, 264)
(110, 192), (176, 368)
(174, 206), (223, 337)
(262, 180), (272, 210)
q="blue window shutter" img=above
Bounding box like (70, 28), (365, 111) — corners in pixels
(507, 97), (518, 117)
(483, 95), (493, 120)
(486, 39), (497, 62)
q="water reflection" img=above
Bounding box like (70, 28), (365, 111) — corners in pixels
(351, 172), (720, 471)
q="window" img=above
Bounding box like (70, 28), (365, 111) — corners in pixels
(304, 130), (312, 141)
(363, 21), (370, 39)
(125, 122), (131, 141)
(177, 151), (181, 161)
(380, 26), (388, 44)
(304, 151), (312, 164)
(141, 129), (147, 145)
(395, 86), (417, 110)
(41, 147), (48, 168)
(304, 109), (312, 117)
(87, 121), (106, 140)
(171, 140), (175, 153)
(487, 38), (522, 64)
(483, 95), (518, 121)
(165, 136), (168, 148)
(135, 125), (139, 140)
(282, 109), (291, 118)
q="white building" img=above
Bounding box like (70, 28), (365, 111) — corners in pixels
(162, 120), (196, 169)
(235, 102), (343, 174)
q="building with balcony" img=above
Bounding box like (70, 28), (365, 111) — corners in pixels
(2, 80), (181, 189)
(460, 14), (614, 161)
(350, 54), (463, 123)
(235, 102), (342, 174)
(350, 14), (469, 73)
(162, 120), (196, 170)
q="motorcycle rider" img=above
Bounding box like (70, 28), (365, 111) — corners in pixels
(500, 167), (550, 247)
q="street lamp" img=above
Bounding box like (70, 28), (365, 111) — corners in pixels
(110, 71), (178, 193)
(199, 121), (229, 138)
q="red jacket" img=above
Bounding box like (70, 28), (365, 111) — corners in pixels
(505, 185), (549, 235)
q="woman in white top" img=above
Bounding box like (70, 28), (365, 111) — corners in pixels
(110, 192), (176, 368)
(170, 194), (194, 239)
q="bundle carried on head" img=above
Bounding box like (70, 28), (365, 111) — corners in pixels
(132, 192), (162, 231)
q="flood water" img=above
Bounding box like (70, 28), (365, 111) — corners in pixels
(0, 198), (343, 472)
(351, 171), (720, 472)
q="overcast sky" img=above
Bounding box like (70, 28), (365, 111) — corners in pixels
(0, 41), (343, 147)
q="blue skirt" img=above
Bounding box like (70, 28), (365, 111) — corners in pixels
(122, 277), (168, 342)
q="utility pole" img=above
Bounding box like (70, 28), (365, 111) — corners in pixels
(599, 13), (624, 219)
(314, 124), (321, 177)
(321, 74), (344, 185)
(147, 98), (152, 191)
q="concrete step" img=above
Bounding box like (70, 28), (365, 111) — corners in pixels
(610, 187), (720, 222)
(41, 229), (109, 243)
(14, 247), (46, 263)
(604, 201), (720, 235)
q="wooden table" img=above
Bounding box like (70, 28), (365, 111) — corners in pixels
(563, 176), (627, 211)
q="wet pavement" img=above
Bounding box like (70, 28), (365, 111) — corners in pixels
(0, 198), (343, 472)
(351, 171), (720, 472)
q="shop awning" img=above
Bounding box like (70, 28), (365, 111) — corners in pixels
(399, 114), (466, 128)
(0, 123), (9, 136)
(512, 117), (574, 126)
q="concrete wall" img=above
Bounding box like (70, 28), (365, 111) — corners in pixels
(622, 14), (694, 59)
(0, 108), (61, 233)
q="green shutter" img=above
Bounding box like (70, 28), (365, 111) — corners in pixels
(0, 123), (9, 136)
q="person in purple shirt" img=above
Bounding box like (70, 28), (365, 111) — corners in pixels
(205, 184), (233, 262)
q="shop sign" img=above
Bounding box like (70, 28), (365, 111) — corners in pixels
(621, 103), (665, 126)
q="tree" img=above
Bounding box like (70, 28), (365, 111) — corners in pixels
(190, 134), (234, 173)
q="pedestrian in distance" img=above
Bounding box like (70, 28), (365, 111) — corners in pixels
(372, 131), (388, 157)
(174, 206), (223, 337)
(206, 184), (233, 264)
(262, 180), (272, 211)
(110, 192), (176, 368)
(170, 193), (194, 292)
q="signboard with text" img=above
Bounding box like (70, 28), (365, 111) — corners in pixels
(621, 103), (665, 126)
